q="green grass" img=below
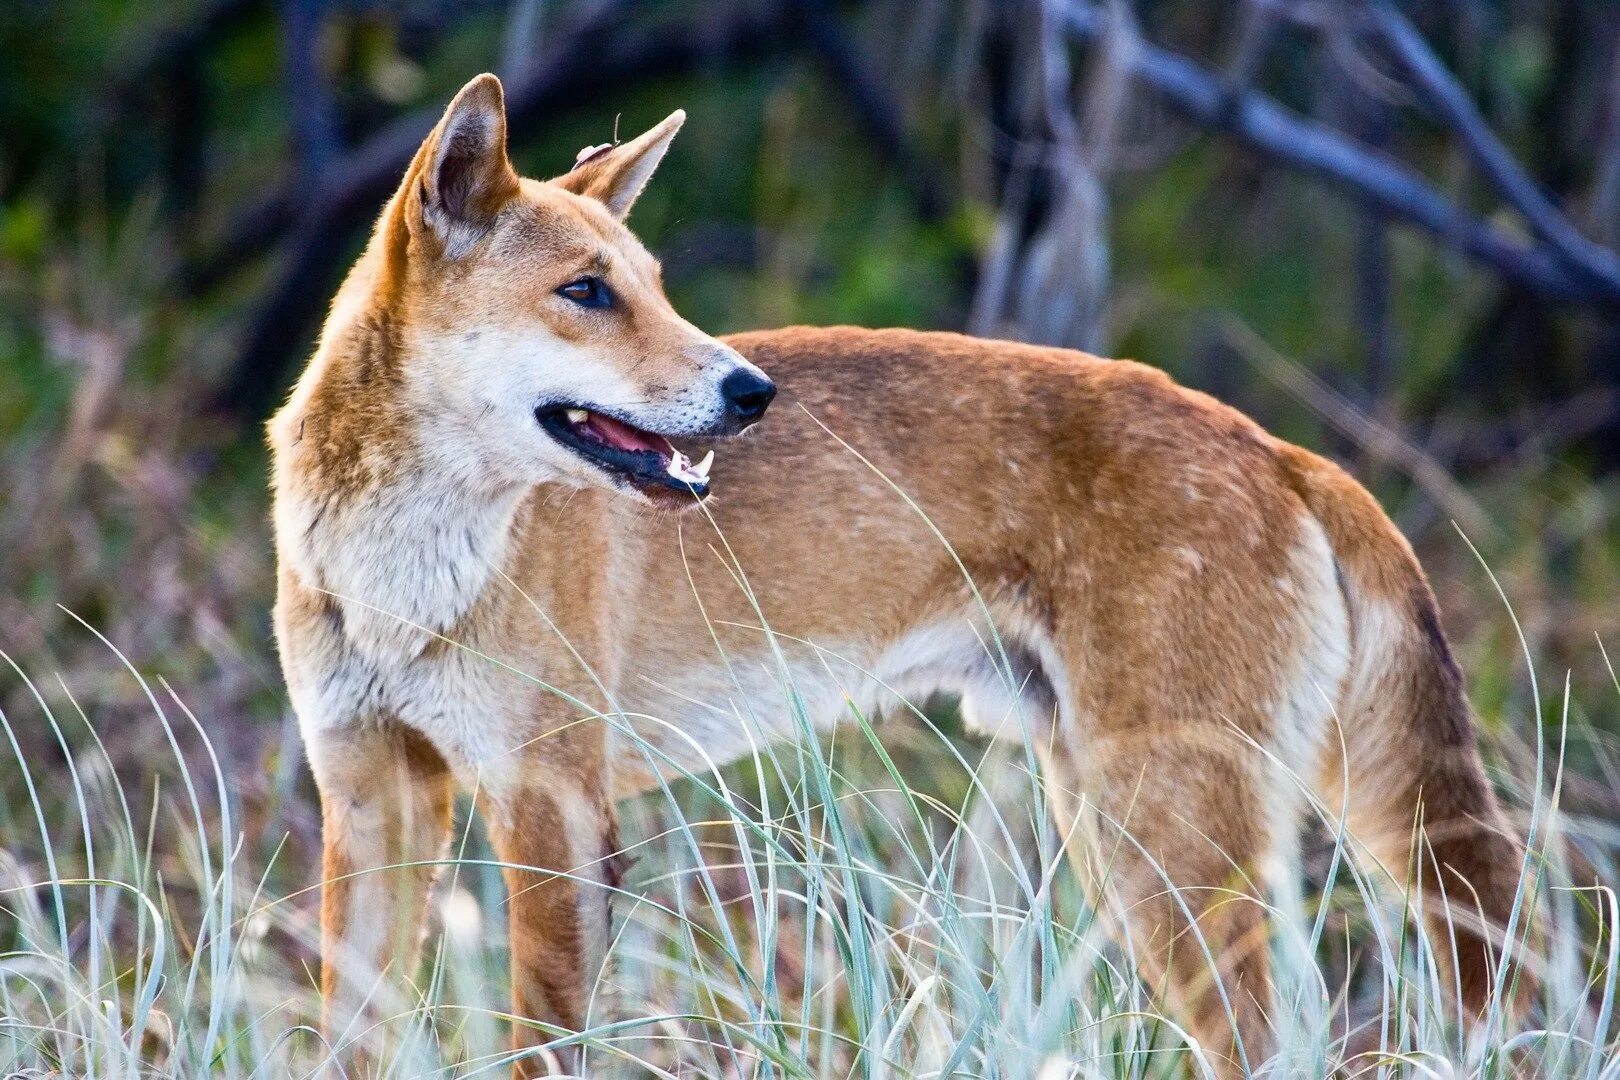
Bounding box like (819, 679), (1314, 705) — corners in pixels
(0, 540), (1615, 1079)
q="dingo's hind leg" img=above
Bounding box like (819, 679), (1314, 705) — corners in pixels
(1045, 725), (1279, 1078)
(1320, 587), (1534, 1021)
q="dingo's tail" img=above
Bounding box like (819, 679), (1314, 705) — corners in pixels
(1284, 445), (1536, 1016)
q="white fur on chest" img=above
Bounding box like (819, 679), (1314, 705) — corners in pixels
(292, 632), (529, 792)
(278, 449), (534, 789)
(279, 458), (524, 666)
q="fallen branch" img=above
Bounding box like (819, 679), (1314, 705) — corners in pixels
(1064, 2), (1620, 306)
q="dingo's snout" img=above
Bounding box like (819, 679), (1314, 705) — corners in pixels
(531, 347), (775, 505)
(718, 366), (776, 428)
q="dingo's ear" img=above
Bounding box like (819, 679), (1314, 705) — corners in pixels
(552, 110), (685, 220)
(409, 73), (520, 256)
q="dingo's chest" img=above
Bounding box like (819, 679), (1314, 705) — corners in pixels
(290, 616), (541, 794)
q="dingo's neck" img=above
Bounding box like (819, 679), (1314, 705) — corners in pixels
(276, 395), (533, 665)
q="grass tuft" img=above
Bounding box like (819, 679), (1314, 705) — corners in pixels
(0, 580), (1615, 1077)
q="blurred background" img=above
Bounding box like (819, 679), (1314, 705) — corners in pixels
(1, 0), (1619, 1015)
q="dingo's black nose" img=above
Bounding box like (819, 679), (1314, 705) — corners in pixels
(721, 368), (776, 423)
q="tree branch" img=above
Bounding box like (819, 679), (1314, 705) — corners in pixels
(1365, 1), (1620, 299)
(280, 0), (341, 184)
(1064, 2), (1620, 307)
(1223, 317), (1498, 541)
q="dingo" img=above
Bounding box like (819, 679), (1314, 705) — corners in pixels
(271, 74), (1531, 1075)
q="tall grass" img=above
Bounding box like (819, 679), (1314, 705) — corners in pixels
(0, 562), (1615, 1078)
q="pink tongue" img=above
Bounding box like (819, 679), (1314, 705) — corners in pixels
(584, 412), (669, 456)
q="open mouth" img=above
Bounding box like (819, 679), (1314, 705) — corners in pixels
(536, 406), (713, 497)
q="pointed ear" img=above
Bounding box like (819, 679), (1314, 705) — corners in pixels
(408, 73), (520, 256)
(552, 110), (685, 220)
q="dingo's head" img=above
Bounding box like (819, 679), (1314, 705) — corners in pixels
(348, 74), (773, 505)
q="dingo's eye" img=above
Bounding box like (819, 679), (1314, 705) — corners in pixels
(557, 276), (612, 309)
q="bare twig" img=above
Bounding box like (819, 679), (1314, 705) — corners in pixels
(1222, 317), (1499, 541)
(1063, 1), (1620, 306)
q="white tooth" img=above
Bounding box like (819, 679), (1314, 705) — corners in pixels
(664, 448), (709, 486)
(565, 408), (588, 424)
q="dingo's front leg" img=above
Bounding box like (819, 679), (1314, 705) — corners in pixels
(309, 723), (454, 1066)
(484, 768), (622, 1078)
